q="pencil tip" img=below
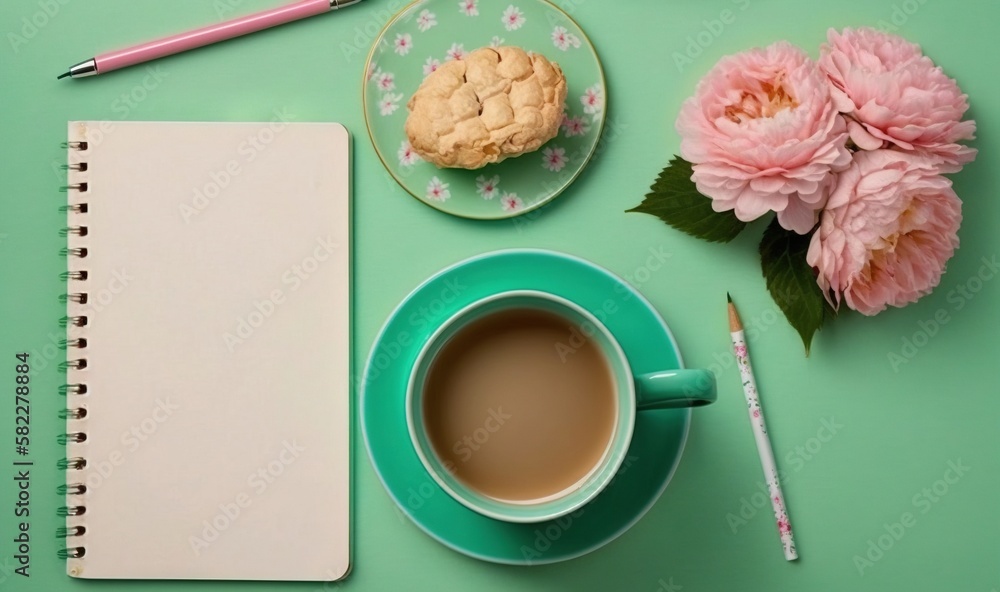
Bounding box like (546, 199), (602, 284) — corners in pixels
(57, 72), (70, 80)
(727, 292), (733, 303)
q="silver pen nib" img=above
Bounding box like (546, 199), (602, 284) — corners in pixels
(58, 58), (98, 80)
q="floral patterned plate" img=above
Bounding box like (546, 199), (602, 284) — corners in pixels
(363, 0), (607, 219)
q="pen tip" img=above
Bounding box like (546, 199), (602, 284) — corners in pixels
(727, 292), (733, 304)
(57, 71), (70, 80)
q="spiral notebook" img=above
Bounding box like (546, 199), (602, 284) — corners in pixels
(60, 121), (351, 581)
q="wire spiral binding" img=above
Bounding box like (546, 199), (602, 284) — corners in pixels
(59, 316), (88, 328)
(57, 526), (86, 537)
(59, 139), (89, 563)
(57, 457), (86, 471)
(58, 548), (86, 560)
(60, 294), (89, 305)
(59, 408), (87, 420)
(57, 433), (88, 445)
(58, 384), (87, 395)
(59, 359), (88, 371)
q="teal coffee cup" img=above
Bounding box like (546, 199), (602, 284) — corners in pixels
(406, 290), (716, 523)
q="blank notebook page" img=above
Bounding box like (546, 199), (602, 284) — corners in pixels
(63, 121), (351, 581)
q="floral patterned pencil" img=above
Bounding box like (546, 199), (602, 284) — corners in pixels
(728, 293), (798, 561)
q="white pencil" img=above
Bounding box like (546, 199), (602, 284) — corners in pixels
(728, 294), (798, 561)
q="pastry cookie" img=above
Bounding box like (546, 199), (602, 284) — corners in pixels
(405, 46), (568, 169)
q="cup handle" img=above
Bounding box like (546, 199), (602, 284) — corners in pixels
(634, 369), (717, 410)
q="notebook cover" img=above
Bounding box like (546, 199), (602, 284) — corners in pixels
(62, 121), (351, 581)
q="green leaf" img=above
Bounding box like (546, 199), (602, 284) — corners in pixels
(627, 156), (748, 243)
(759, 218), (834, 356)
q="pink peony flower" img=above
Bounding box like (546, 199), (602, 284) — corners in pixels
(807, 150), (962, 316)
(819, 27), (977, 173)
(676, 42), (852, 234)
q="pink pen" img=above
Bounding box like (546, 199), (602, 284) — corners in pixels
(58, 0), (361, 79)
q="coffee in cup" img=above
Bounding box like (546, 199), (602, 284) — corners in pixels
(406, 290), (716, 523)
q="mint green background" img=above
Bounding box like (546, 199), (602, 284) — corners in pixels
(0, 0), (997, 590)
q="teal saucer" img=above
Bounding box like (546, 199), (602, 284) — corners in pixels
(361, 249), (691, 565)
